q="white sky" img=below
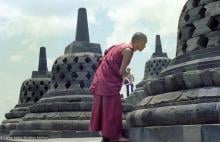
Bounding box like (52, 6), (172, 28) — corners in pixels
(0, 0), (187, 121)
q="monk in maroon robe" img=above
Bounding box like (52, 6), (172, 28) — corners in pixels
(89, 32), (147, 142)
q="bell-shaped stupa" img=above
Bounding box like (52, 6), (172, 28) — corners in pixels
(126, 35), (170, 105)
(127, 1), (220, 141)
(1, 47), (51, 134)
(11, 8), (134, 138)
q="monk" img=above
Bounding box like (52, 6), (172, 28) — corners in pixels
(89, 32), (147, 142)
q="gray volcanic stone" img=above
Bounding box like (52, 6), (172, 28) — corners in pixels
(148, 91), (182, 106)
(186, 36), (208, 52)
(130, 124), (220, 142)
(200, 0), (216, 5)
(137, 96), (154, 108)
(138, 87), (220, 109)
(144, 69), (220, 97)
(160, 0), (220, 75)
(200, 69), (213, 86)
(127, 2), (220, 141)
(125, 90), (146, 106)
(205, 1), (220, 17)
(1, 47), (51, 134)
(206, 31), (220, 48)
(172, 73), (186, 90)
(127, 102), (220, 127)
(186, 6), (206, 24)
(212, 69), (220, 85)
(75, 8), (89, 42)
(145, 79), (165, 96)
(179, 25), (195, 42)
(183, 70), (202, 89)
(193, 17), (214, 37)
(164, 75), (177, 92)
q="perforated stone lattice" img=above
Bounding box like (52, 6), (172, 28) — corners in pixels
(127, 0), (220, 130)
(19, 78), (51, 104)
(144, 58), (171, 79)
(177, 0), (220, 56)
(51, 53), (101, 91)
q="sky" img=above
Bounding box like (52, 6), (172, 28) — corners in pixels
(0, 0), (187, 121)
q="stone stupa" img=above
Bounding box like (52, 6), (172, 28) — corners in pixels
(126, 35), (170, 105)
(10, 8), (102, 138)
(0, 47), (51, 134)
(10, 8), (134, 138)
(127, 0), (220, 142)
(11, 8), (134, 138)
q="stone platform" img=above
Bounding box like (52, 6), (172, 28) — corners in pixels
(0, 137), (101, 142)
(125, 90), (145, 106)
(130, 124), (220, 142)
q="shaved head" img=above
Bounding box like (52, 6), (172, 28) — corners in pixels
(131, 32), (147, 43)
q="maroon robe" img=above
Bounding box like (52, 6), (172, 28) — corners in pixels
(89, 43), (133, 139)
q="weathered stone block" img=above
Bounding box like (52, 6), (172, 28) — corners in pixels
(205, 1), (220, 17)
(198, 87), (219, 98)
(5, 111), (27, 119)
(183, 70), (203, 89)
(137, 96), (153, 108)
(193, 17), (214, 37)
(200, 0), (216, 5)
(183, 125), (201, 142)
(173, 73), (186, 90)
(125, 89), (146, 106)
(122, 104), (135, 112)
(186, 6), (206, 24)
(130, 126), (183, 142)
(187, 36), (208, 52)
(149, 91), (182, 106)
(186, 0), (200, 10)
(164, 75), (176, 92)
(180, 89), (199, 100)
(200, 70), (213, 86)
(202, 124), (220, 142)
(145, 79), (165, 96)
(207, 31), (220, 48)
(130, 127), (159, 142)
(129, 125), (220, 142)
(179, 25), (195, 42)
(127, 102), (220, 127)
(211, 69), (220, 86)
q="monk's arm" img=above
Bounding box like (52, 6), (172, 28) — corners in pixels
(119, 48), (133, 78)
